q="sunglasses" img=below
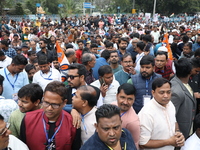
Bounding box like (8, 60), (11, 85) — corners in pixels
(66, 74), (79, 80)
(0, 122), (10, 136)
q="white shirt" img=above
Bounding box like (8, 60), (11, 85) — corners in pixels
(0, 56), (12, 68)
(138, 98), (176, 150)
(32, 68), (61, 90)
(8, 135), (29, 150)
(135, 52), (144, 73)
(151, 31), (160, 43)
(91, 78), (120, 106)
(181, 132), (200, 150)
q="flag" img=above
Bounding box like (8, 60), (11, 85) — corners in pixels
(170, 13), (174, 18)
(56, 41), (70, 82)
(163, 33), (173, 60)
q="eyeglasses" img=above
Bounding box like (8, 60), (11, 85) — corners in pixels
(123, 61), (133, 64)
(0, 122), (10, 136)
(66, 74), (79, 80)
(42, 101), (62, 109)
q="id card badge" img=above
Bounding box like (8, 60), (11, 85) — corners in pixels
(12, 93), (18, 103)
(143, 95), (151, 105)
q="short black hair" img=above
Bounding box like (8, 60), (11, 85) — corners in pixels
(190, 57), (200, 68)
(0, 74), (4, 86)
(25, 64), (36, 73)
(12, 54), (28, 66)
(183, 42), (192, 50)
(142, 35), (152, 42)
(98, 65), (112, 77)
(40, 39), (48, 44)
(78, 85), (100, 107)
(0, 114), (4, 121)
(68, 63), (87, 79)
(90, 43), (98, 49)
(117, 83), (136, 95)
(38, 55), (49, 65)
(101, 50), (110, 60)
(95, 104), (120, 123)
(140, 55), (155, 66)
(136, 42), (145, 51)
(175, 58), (192, 78)
(0, 50), (5, 56)
(118, 37), (128, 44)
(44, 81), (68, 101)
(156, 51), (168, 60)
(77, 39), (84, 44)
(152, 77), (171, 91)
(195, 48), (200, 57)
(0, 40), (9, 47)
(65, 44), (73, 49)
(18, 83), (43, 103)
(28, 51), (36, 57)
(105, 42), (113, 48)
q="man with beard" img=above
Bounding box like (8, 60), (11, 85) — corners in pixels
(114, 54), (136, 85)
(109, 50), (122, 73)
(192, 34), (200, 52)
(117, 37), (130, 61)
(128, 55), (161, 113)
(25, 64), (36, 83)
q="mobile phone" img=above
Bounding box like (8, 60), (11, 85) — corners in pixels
(99, 77), (105, 86)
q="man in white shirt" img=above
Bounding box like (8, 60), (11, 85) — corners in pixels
(138, 77), (185, 150)
(32, 55), (61, 90)
(150, 26), (160, 45)
(135, 41), (145, 73)
(0, 114), (29, 150)
(0, 50), (12, 69)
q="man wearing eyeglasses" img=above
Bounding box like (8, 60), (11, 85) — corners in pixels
(20, 81), (80, 150)
(0, 114), (29, 150)
(32, 55), (61, 90)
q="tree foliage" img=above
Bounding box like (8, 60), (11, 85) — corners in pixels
(15, 3), (24, 15)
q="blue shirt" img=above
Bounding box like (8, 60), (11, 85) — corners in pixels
(0, 68), (29, 99)
(2, 48), (17, 58)
(192, 43), (200, 52)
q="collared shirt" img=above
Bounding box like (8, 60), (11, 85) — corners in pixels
(117, 50), (131, 61)
(0, 96), (18, 122)
(0, 68), (29, 99)
(138, 98), (176, 150)
(85, 69), (96, 85)
(181, 132), (200, 150)
(37, 49), (54, 63)
(2, 48), (17, 58)
(32, 68), (61, 90)
(135, 52), (145, 73)
(0, 56), (12, 68)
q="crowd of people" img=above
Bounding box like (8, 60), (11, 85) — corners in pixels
(0, 13), (200, 149)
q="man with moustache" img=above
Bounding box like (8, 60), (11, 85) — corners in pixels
(109, 50), (123, 73)
(114, 54), (136, 85)
(128, 55), (161, 113)
(117, 37), (131, 61)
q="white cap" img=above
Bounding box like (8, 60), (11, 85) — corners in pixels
(158, 46), (168, 52)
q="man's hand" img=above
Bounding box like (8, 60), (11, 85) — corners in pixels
(128, 66), (136, 75)
(71, 109), (81, 129)
(175, 131), (185, 147)
(100, 83), (108, 97)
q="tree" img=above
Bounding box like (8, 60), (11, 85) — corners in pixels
(15, 3), (24, 15)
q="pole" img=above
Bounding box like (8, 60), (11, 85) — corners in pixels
(133, 0), (135, 9)
(153, 0), (156, 18)
(83, 2), (85, 16)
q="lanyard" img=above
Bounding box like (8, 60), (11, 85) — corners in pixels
(4, 68), (19, 90)
(42, 112), (64, 149)
(81, 111), (90, 135)
(107, 142), (127, 150)
(145, 76), (152, 95)
(120, 112), (126, 117)
(40, 70), (52, 80)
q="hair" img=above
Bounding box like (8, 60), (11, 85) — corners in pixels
(118, 37), (128, 44)
(65, 44), (73, 49)
(179, 26), (185, 30)
(27, 51), (36, 57)
(12, 54), (28, 66)
(173, 35), (180, 41)
(183, 42), (192, 50)
(136, 41), (145, 51)
(174, 58), (192, 78)
(81, 53), (93, 65)
(18, 83), (43, 103)
(110, 50), (118, 55)
(101, 50), (110, 60)
(155, 51), (168, 60)
(25, 64), (36, 73)
(0, 50), (5, 56)
(77, 39), (84, 44)
(182, 35), (189, 43)
(190, 57), (200, 68)
(90, 43), (98, 49)
(95, 104), (120, 123)
(0, 40), (9, 47)
(0, 74), (4, 86)
(38, 55), (49, 65)
(65, 48), (75, 57)
(117, 83), (136, 95)
(105, 42), (113, 48)
(68, 63), (87, 78)
(98, 65), (112, 77)
(194, 113), (200, 130)
(78, 85), (100, 107)
(195, 48), (200, 57)
(121, 54), (133, 62)
(95, 35), (101, 39)
(40, 39), (48, 44)
(140, 55), (155, 66)
(44, 81), (68, 101)
(152, 77), (171, 91)
(0, 114), (4, 121)
(142, 35), (152, 42)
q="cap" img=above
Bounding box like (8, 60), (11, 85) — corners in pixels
(158, 46), (168, 52)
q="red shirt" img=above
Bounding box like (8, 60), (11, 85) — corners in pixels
(76, 49), (82, 63)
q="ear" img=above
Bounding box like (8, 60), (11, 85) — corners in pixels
(80, 75), (84, 82)
(94, 123), (98, 132)
(82, 100), (88, 107)
(34, 99), (41, 107)
(63, 99), (67, 105)
(151, 90), (155, 97)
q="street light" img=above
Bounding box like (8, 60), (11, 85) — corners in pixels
(153, 0), (156, 18)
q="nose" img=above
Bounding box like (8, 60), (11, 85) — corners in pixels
(18, 100), (22, 107)
(109, 129), (115, 136)
(123, 99), (128, 104)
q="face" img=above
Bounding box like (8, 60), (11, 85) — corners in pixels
(39, 41), (46, 49)
(52, 60), (60, 69)
(110, 52), (119, 64)
(121, 56), (133, 72)
(33, 63), (39, 71)
(78, 42), (84, 50)
(42, 91), (66, 121)
(72, 89), (85, 112)
(197, 36), (200, 44)
(18, 96), (39, 113)
(39, 63), (50, 73)
(117, 89), (135, 112)
(30, 41), (36, 49)
(191, 67), (200, 76)
(0, 120), (11, 150)
(90, 47), (98, 54)
(88, 55), (96, 68)
(140, 64), (154, 79)
(67, 69), (83, 88)
(186, 32), (192, 38)
(28, 68), (36, 81)
(119, 41), (127, 50)
(183, 46), (191, 55)
(152, 83), (171, 107)
(13, 64), (26, 74)
(132, 40), (138, 48)
(102, 73), (113, 86)
(95, 115), (122, 149)
(155, 55), (167, 69)
(29, 53), (37, 61)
